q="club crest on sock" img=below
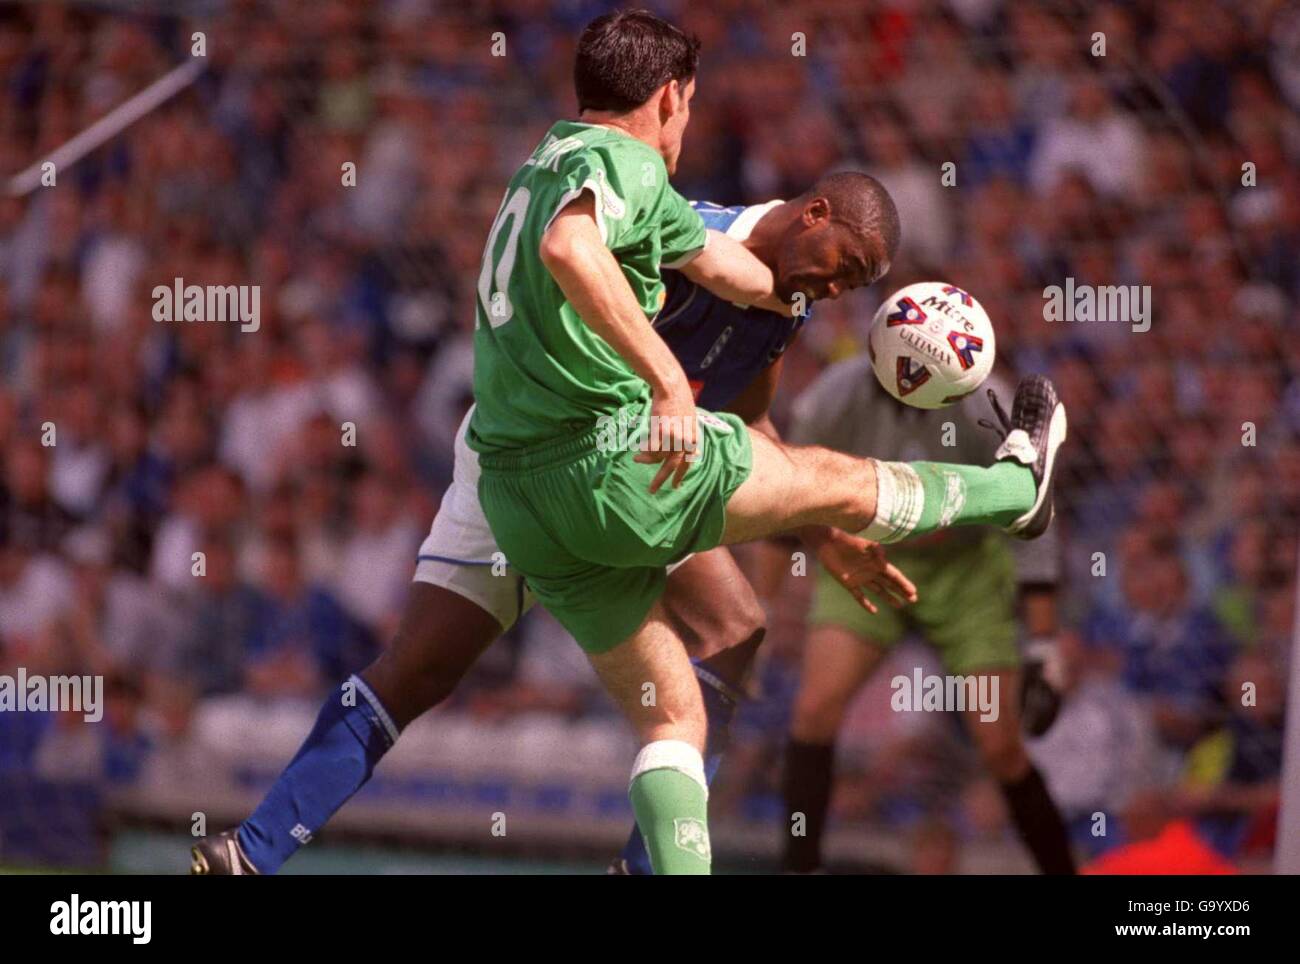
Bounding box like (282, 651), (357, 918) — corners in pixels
(937, 470), (967, 528)
(674, 818), (712, 862)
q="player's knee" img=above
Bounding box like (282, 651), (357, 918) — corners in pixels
(682, 589), (766, 658)
(728, 596), (767, 652)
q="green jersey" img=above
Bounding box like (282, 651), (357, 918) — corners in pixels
(467, 120), (707, 454)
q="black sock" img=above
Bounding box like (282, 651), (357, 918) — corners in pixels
(782, 739), (836, 873)
(1000, 764), (1077, 875)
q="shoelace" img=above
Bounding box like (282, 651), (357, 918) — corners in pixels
(977, 387), (1013, 442)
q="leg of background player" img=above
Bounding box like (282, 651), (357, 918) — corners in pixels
(721, 430), (1036, 547)
(588, 600), (712, 875)
(236, 583), (501, 873)
(960, 669), (1077, 875)
(782, 626), (885, 872)
(616, 547), (765, 874)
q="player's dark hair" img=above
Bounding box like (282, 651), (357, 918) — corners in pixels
(574, 10), (701, 113)
(808, 171), (902, 263)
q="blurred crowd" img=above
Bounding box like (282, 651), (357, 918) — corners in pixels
(0, 0), (1296, 869)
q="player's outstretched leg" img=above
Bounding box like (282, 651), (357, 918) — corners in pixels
(588, 600), (713, 875)
(720, 375), (1066, 547)
(191, 583), (502, 875)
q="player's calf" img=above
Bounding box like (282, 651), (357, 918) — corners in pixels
(613, 549), (764, 874)
(588, 602), (712, 874)
(363, 583), (504, 727)
(587, 602), (707, 749)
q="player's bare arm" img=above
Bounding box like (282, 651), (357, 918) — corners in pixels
(540, 192), (697, 492)
(799, 527), (917, 613)
(678, 228), (789, 313)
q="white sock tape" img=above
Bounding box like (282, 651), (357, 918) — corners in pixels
(862, 460), (924, 544)
(630, 739), (708, 796)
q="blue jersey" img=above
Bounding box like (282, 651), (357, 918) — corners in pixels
(656, 201), (805, 412)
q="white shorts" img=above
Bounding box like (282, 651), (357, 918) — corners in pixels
(413, 410), (533, 630)
(413, 407), (695, 632)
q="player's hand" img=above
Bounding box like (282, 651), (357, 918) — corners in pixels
(815, 529), (917, 614)
(636, 382), (699, 493)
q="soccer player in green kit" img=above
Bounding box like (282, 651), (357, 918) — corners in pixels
(470, 11), (1066, 874)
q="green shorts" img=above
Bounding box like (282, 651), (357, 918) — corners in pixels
(809, 531), (1018, 675)
(477, 402), (753, 652)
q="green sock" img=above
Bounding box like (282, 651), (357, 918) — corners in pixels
(628, 742), (711, 875)
(863, 460), (1036, 544)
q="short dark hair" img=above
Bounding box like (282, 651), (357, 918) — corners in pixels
(574, 10), (701, 113)
(808, 171), (902, 264)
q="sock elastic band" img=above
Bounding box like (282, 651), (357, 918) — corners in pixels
(693, 663), (746, 705)
(630, 739), (708, 796)
(350, 674), (400, 746)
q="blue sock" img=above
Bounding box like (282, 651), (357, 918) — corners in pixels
(619, 664), (740, 875)
(237, 675), (398, 873)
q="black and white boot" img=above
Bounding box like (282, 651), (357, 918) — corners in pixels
(984, 375), (1067, 540)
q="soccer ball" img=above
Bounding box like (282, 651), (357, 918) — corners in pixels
(867, 281), (996, 409)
